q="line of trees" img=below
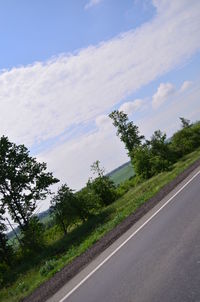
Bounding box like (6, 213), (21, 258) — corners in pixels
(109, 111), (200, 179)
(50, 160), (116, 235)
(0, 113), (200, 287)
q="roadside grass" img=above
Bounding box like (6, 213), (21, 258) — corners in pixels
(1, 148), (200, 302)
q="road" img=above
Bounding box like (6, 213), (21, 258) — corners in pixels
(48, 167), (200, 302)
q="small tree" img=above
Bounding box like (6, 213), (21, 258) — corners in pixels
(87, 160), (116, 206)
(0, 136), (59, 248)
(21, 216), (44, 252)
(50, 184), (78, 235)
(75, 187), (101, 221)
(109, 110), (144, 155)
(132, 145), (153, 179)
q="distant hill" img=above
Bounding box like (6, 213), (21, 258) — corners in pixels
(107, 161), (135, 185)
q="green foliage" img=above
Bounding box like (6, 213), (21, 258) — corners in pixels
(39, 259), (57, 276)
(87, 161), (117, 206)
(132, 130), (174, 179)
(0, 136), (59, 235)
(21, 216), (45, 253)
(50, 184), (79, 235)
(180, 117), (190, 128)
(171, 121), (200, 157)
(0, 262), (10, 288)
(15, 281), (29, 294)
(132, 145), (153, 179)
(75, 187), (101, 221)
(109, 110), (144, 155)
(0, 205), (13, 266)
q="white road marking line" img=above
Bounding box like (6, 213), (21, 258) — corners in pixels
(59, 169), (200, 302)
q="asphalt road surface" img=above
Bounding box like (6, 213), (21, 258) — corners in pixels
(49, 168), (200, 302)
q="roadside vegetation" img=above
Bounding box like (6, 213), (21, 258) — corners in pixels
(0, 114), (200, 302)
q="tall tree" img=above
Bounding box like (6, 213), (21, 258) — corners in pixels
(109, 110), (144, 155)
(0, 136), (59, 232)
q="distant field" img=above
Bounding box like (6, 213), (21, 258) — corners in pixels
(108, 162), (135, 185)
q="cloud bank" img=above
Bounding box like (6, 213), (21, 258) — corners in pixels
(0, 0), (200, 148)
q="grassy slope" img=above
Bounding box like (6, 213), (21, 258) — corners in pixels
(109, 162), (135, 185)
(1, 148), (200, 302)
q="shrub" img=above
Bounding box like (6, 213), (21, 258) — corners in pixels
(39, 259), (57, 276)
(16, 281), (29, 293)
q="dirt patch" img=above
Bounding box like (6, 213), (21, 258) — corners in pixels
(22, 158), (200, 302)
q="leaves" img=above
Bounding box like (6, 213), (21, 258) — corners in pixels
(109, 110), (144, 155)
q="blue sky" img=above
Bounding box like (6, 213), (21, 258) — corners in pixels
(0, 0), (200, 205)
(0, 0), (155, 69)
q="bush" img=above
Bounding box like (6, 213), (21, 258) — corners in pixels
(87, 161), (117, 206)
(21, 216), (45, 253)
(75, 187), (101, 221)
(0, 262), (9, 288)
(39, 259), (57, 276)
(87, 176), (117, 206)
(171, 122), (200, 157)
(16, 281), (29, 293)
(132, 130), (175, 179)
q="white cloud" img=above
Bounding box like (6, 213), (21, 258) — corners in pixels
(119, 99), (144, 115)
(85, 0), (102, 10)
(180, 80), (193, 92)
(38, 79), (200, 208)
(0, 1), (200, 148)
(39, 124), (128, 191)
(139, 80), (200, 139)
(95, 115), (111, 129)
(152, 83), (175, 109)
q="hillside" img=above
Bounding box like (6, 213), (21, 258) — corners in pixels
(108, 161), (135, 185)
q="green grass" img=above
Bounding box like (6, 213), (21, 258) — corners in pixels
(108, 162), (135, 185)
(1, 148), (200, 302)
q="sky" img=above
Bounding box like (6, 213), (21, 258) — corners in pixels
(0, 0), (200, 212)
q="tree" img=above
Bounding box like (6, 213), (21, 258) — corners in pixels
(0, 206), (13, 265)
(132, 145), (153, 179)
(132, 130), (175, 179)
(0, 136), (59, 242)
(171, 121), (200, 157)
(87, 160), (116, 206)
(21, 216), (44, 252)
(180, 117), (190, 128)
(148, 130), (175, 165)
(50, 184), (78, 235)
(75, 187), (101, 221)
(109, 110), (144, 155)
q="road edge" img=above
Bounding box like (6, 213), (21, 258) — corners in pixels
(22, 158), (200, 302)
